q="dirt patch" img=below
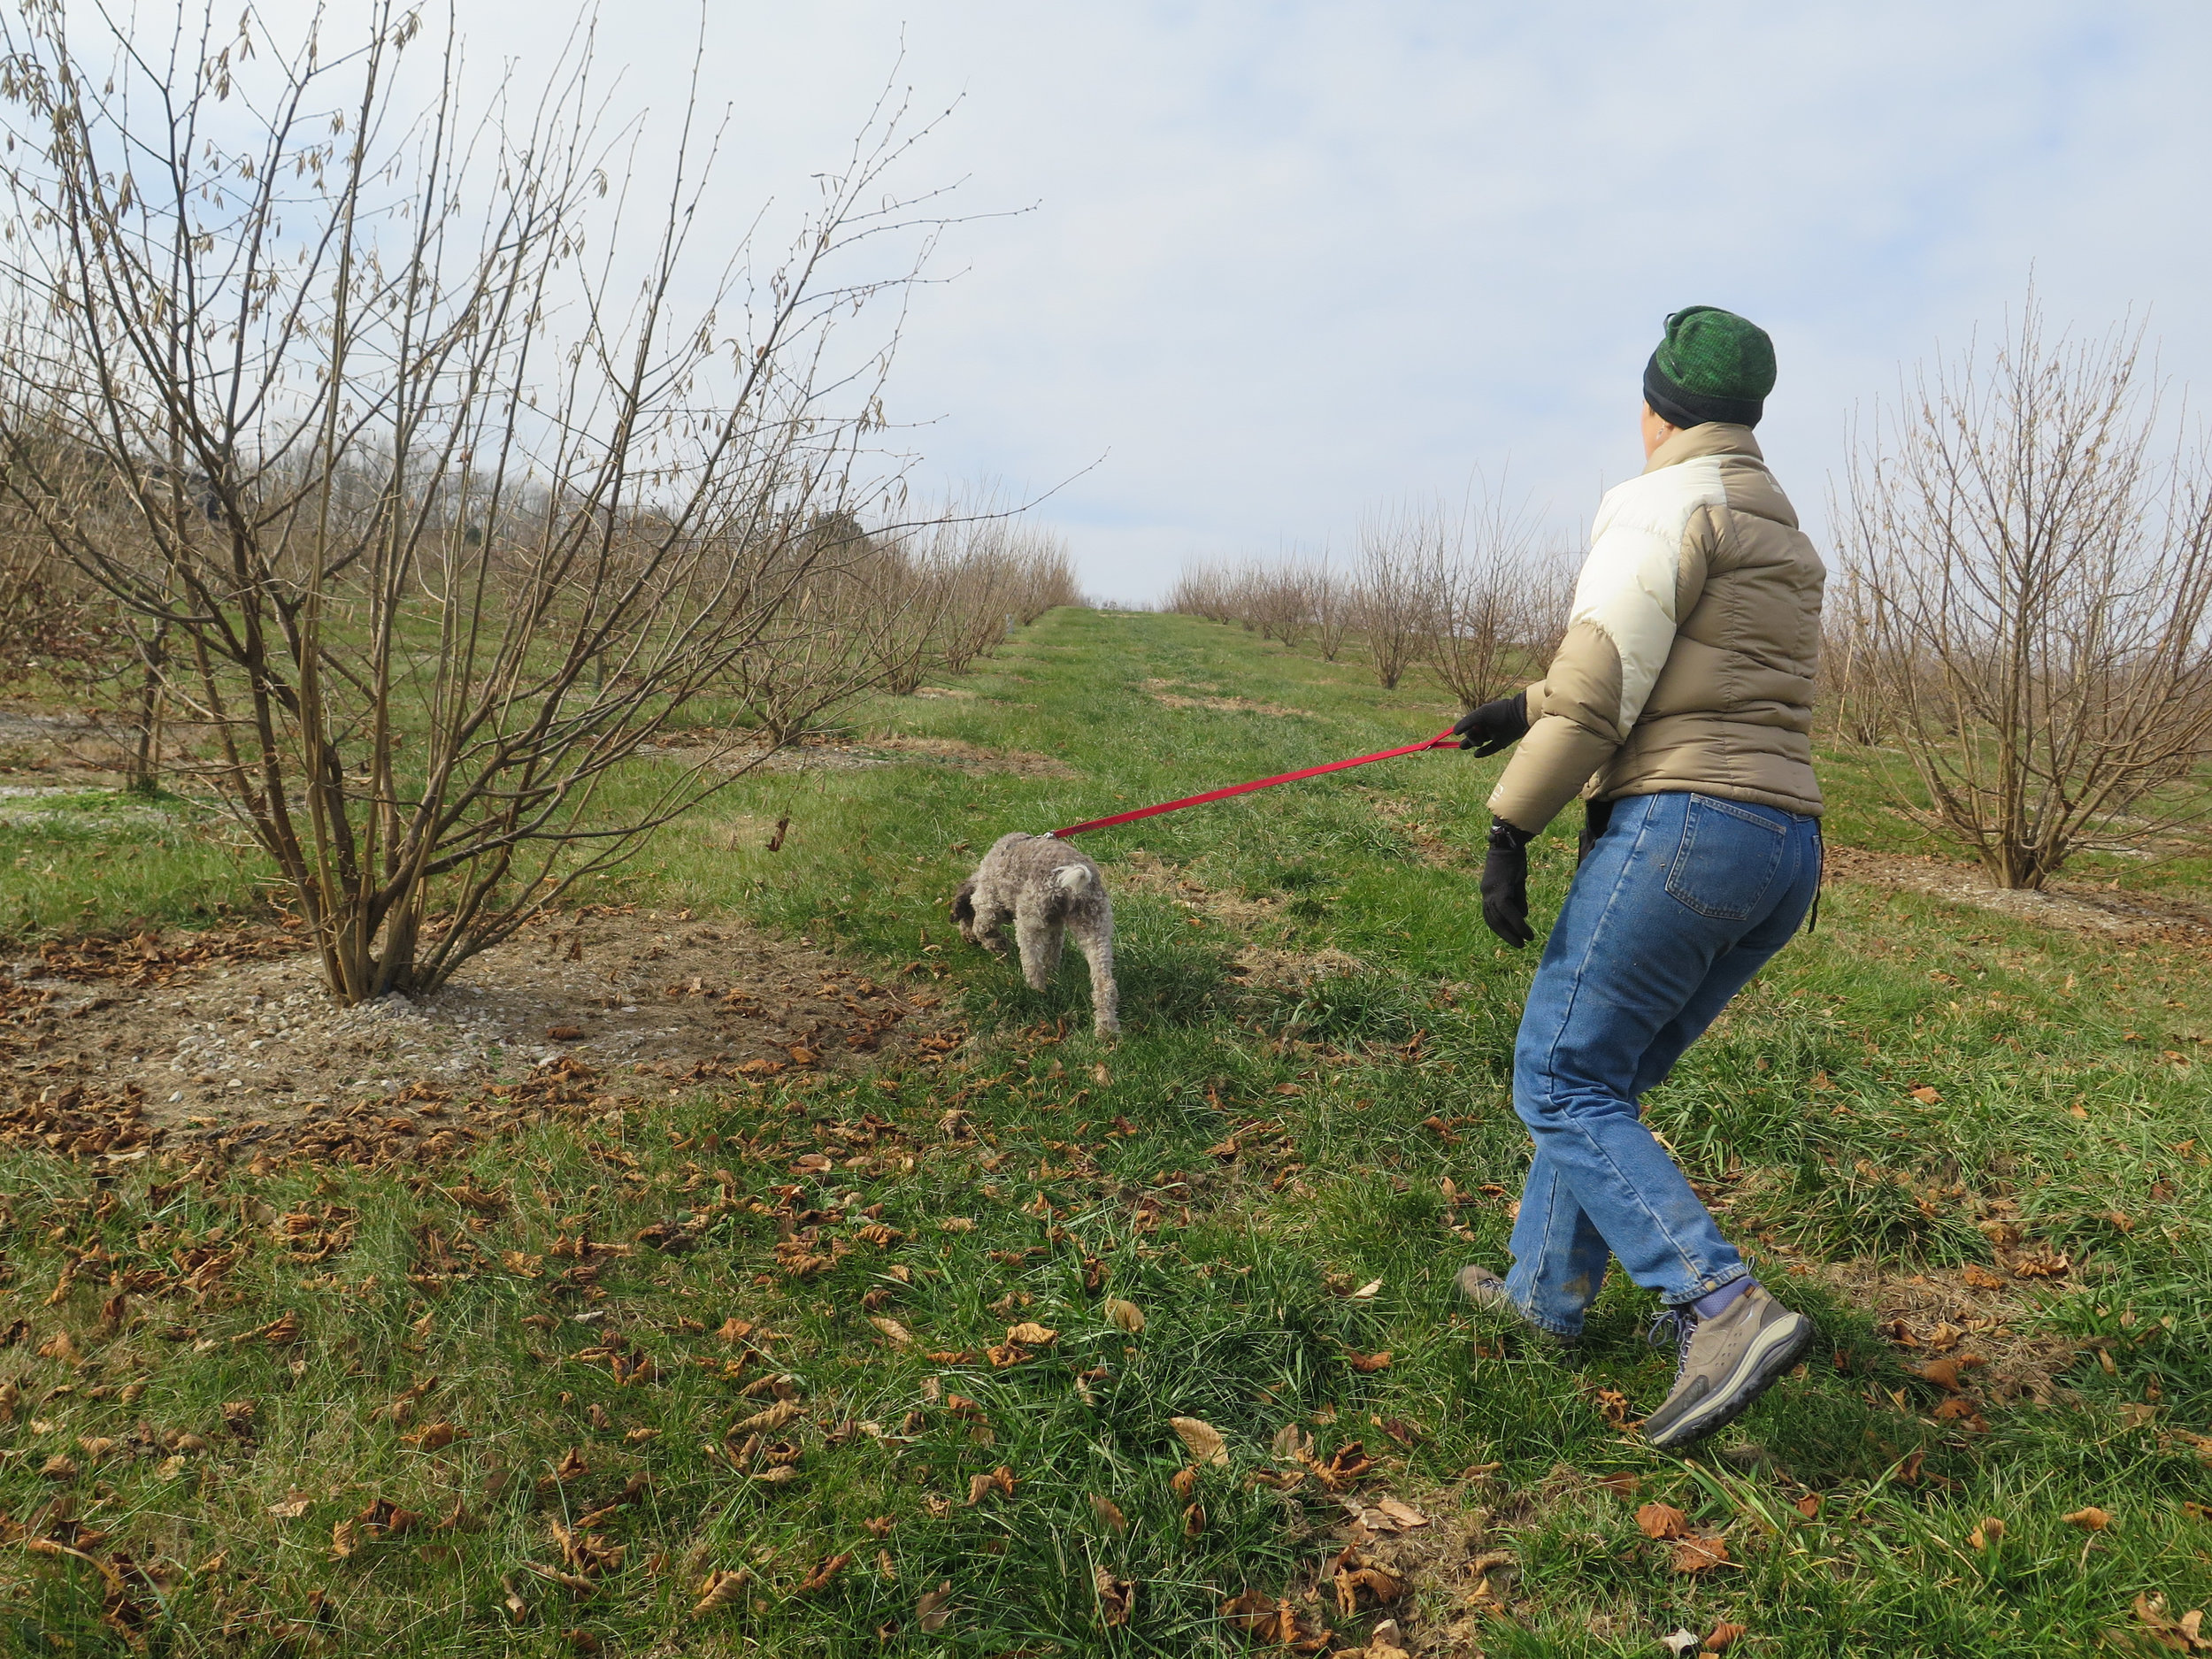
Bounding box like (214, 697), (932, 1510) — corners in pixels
(1371, 797), (1468, 869)
(1111, 850), (1291, 929)
(649, 728), (1071, 779)
(1148, 691), (1313, 718)
(1766, 1253), (2075, 1407)
(0, 703), (133, 785)
(1825, 844), (2212, 947)
(0, 910), (954, 1165)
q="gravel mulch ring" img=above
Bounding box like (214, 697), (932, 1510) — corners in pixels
(0, 908), (957, 1168)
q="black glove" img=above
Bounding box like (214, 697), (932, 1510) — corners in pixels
(1481, 818), (1535, 949)
(1452, 692), (1530, 756)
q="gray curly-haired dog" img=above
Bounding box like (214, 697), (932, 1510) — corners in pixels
(950, 833), (1119, 1038)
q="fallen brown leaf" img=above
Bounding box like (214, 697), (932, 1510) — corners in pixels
(2063, 1506), (2113, 1532)
(1704, 1621), (1747, 1651)
(267, 1493), (314, 1521)
(2132, 1594), (2212, 1654)
(1102, 1297), (1145, 1333)
(693, 1568), (751, 1615)
(795, 1552), (851, 1595)
(733, 1399), (804, 1435)
(1094, 1565), (1136, 1627)
(964, 1465), (1016, 1505)
(1967, 1517), (2005, 1549)
(1340, 1348), (1393, 1373)
(917, 1580), (955, 1633)
(1637, 1502), (1691, 1540)
(1171, 1416), (1229, 1467)
(1005, 1322), (1057, 1347)
(1671, 1534), (1731, 1574)
(1090, 1494), (1127, 1533)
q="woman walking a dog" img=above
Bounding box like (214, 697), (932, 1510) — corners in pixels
(1452, 305), (1824, 1449)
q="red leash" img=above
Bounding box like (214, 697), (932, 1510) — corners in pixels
(1051, 728), (1460, 838)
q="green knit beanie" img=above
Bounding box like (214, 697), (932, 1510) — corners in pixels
(1643, 305), (1775, 428)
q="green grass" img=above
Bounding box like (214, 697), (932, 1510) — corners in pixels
(2, 609), (2209, 1655)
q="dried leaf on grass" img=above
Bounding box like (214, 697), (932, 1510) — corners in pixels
(1705, 1621), (1748, 1650)
(267, 1493), (313, 1521)
(733, 1399), (804, 1435)
(1968, 1517), (2006, 1549)
(869, 1317), (915, 1348)
(1637, 1502), (1691, 1540)
(1220, 1588), (1330, 1653)
(795, 1552), (851, 1595)
(964, 1465), (1016, 1505)
(2064, 1506), (2114, 1531)
(917, 1580), (955, 1633)
(1093, 1565), (1137, 1628)
(1671, 1534), (1731, 1575)
(2131, 1594), (2212, 1653)
(1171, 1417), (1230, 1467)
(1090, 1494), (1127, 1533)
(1102, 1297), (1145, 1333)
(1328, 1545), (1405, 1616)
(693, 1568), (751, 1615)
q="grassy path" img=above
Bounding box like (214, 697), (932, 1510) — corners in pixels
(1, 609), (2208, 1655)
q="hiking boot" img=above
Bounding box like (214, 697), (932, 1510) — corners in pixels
(1455, 1263), (1574, 1345)
(1640, 1284), (1813, 1450)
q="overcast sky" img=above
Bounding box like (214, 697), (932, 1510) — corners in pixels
(408, 4), (2212, 598)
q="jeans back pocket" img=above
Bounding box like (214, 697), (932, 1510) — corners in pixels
(1665, 795), (1786, 921)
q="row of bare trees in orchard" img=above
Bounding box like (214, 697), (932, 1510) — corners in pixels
(0, 4), (1075, 1002)
(1176, 307), (2212, 891)
(1170, 496), (1575, 703)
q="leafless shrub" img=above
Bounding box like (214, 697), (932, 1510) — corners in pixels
(1354, 503), (1448, 690)
(1426, 488), (1540, 707)
(0, 4), (959, 997)
(1243, 559), (1321, 649)
(917, 515), (1077, 678)
(1840, 302), (2212, 887)
(1310, 558), (1354, 662)
(1814, 575), (1897, 748)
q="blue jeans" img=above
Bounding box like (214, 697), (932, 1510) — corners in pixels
(1502, 791), (1821, 1337)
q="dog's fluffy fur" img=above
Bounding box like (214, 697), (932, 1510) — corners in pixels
(951, 833), (1118, 1038)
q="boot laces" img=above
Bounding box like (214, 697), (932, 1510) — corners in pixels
(1647, 1307), (1698, 1374)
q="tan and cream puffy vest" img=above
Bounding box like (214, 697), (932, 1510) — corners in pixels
(1489, 422), (1824, 833)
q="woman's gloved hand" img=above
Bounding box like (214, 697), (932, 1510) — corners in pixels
(1452, 691), (1530, 756)
(1481, 818), (1536, 948)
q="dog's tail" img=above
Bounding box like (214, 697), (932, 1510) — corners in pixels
(1051, 864), (1094, 898)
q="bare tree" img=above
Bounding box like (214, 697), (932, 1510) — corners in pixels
(1426, 486), (1537, 707)
(1354, 502), (1447, 690)
(1814, 573), (1896, 748)
(1841, 302), (2212, 887)
(0, 4), (957, 996)
(1310, 556), (1354, 661)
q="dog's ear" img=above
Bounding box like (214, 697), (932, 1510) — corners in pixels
(949, 879), (976, 926)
